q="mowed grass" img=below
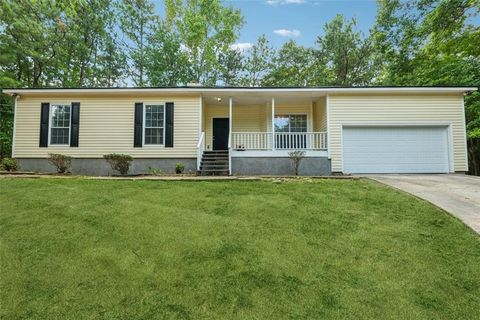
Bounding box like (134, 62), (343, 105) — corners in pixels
(0, 178), (479, 319)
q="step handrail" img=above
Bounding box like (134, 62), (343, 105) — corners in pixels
(196, 131), (205, 171)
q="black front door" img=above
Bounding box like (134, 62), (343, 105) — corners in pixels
(212, 118), (229, 150)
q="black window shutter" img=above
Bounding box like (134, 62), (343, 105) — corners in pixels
(70, 102), (80, 147)
(165, 102), (174, 147)
(39, 102), (50, 147)
(134, 102), (143, 147)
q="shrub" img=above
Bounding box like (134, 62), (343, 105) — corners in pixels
(175, 162), (185, 174)
(104, 153), (133, 175)
(148, 167), (164, 176)
(1, 158), (19, 172)
(288, 150), (306, 176)
(48, 153), (72, 174)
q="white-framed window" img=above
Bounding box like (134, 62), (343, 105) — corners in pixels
(274, 114), (307, 132)
(50, 104), (71, 145)
(144, 104), (165, 145)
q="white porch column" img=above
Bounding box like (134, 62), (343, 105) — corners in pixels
(271, 97), (275, 151)
(229, 97), (233, 142)
(228, 97), (233, 175)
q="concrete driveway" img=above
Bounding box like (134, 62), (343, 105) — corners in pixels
(366, 174), (480, 234)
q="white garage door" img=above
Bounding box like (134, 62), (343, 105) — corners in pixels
(342, 126), (450, 173)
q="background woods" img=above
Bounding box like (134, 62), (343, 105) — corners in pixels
(0, 0), (479, 173)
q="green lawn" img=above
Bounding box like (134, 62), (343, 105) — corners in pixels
(0, 178), (479, 319)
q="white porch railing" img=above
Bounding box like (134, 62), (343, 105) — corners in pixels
(232, 132), (327, 150)
(196, 131), (205, 171)
(232, 132), (272, 150)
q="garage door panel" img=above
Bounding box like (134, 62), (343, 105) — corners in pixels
(343, 126), (449, 173)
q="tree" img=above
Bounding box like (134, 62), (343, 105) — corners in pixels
(218, 48), (243, 86)
(317, 14), (377, 86)
(145, 23), (192, 86)
(165, 0), (244, 85)
(118, 0), (157, 86)
(263, 40), (319, 86)
(240, 35), (274, 86)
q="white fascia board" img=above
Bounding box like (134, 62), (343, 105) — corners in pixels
(2, 87), (478, 96)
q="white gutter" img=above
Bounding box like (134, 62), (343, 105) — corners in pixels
(2, 87), (478, 95)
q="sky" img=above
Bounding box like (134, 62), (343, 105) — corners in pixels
(153, 0), (378, 49)
(232, 0), (377, 48)
(152, 0), (479, 51)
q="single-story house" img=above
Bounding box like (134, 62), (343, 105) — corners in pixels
(3, 86), (477, 176)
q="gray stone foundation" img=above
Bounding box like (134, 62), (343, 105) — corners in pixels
(232, 157), (331, 176)
(16, 158), (197, 176)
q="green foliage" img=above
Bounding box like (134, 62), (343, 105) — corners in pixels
(0, 0), (126, 88)
(218, 49), (243, 86)
(0, 93), (14, 158)
(147, 167), (164, 176)
(1, 157), (18, 171)
(103, 153), (133, 175)
(264, 40), (320, 86)
(145, 23), (192, 86)
(118, 0), (157, 86)
(317, 14), (377, 86)
(241, 35), (274, 86)
(164, 0), (244, 85)
(175, 162), (185, 174)
(48, 153), (72, 174)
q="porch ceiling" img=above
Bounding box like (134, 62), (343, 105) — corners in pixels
(202, 91), (326, 106)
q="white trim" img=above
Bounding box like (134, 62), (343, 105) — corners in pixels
(447, 124), (455, 173)
(461, 97), (469, 172)
(309, 101), (314, 132)
(228, 97), (232, 141)
(339, 121), (453, 126)
(326, 94), (330, 159)
(142, 103), (165, 147)
(199, 95), (203, 139)
(48, 102), (71, 146)
(228, 97), (233, 175)
(231, 150), (327, 157)
(12, 95), (18, 157)
(4, 87), (477, 95)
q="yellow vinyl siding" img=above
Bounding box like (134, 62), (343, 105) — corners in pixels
(14, 95), (200, 158)
(313, 98), (327, 132)
(328, 93), (468, 172)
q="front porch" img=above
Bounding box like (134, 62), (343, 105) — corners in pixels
(197, 93), (329, 175)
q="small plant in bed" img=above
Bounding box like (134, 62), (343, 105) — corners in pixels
(288, 150), (306, 176)
(103, 153), (133, 175)
(48, 153), (72, 174)
(148, 167), (164, 176)
(1, 158), (19, 172)
(175, 162), (185, 174)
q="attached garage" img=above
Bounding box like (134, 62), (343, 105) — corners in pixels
(342, 126), (451, 174)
